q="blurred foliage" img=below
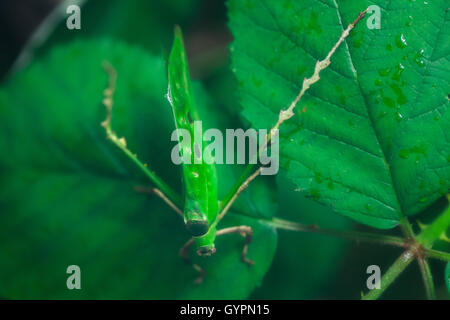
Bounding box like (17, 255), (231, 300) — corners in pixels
(40, 0), (202, 55)
(446, 262), (450, 293)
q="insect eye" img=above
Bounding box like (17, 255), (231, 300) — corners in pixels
(185, 219), (209, 237)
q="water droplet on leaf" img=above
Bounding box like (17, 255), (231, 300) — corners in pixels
(396, 33), (408, 48)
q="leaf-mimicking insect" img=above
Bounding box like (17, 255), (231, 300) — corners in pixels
(101, 26), (256, 284)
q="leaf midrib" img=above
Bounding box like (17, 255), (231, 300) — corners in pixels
(332, 0), (406, 222)
(253, 0), (405, 223)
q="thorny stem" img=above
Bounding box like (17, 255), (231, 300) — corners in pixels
(415, 200), (450, 299)
(398, 216), (416, 243)
(266, 217), (406, 247)
(423, 248), (450, 261)
(362, 250), (415, 300)
(417, 257), (437, 300)
(416, 196), (450, 249)
(269, 203), (448, 299)
(417, 200), (450, 300)
(101, 62), (183, 208)
(362, 198), (450, 299)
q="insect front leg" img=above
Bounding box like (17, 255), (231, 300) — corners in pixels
(179, 238), (206, 284)
(216, 226), (254, 266)
(134, 186), (183, 217)
(100, 61), (183, 213)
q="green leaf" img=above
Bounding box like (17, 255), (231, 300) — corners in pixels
(229, 0), (450, 228)
(0, 39), (277, 299)
(251, 173), (351, 299)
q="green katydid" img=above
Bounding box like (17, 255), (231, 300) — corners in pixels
(101, 27), (261, 283)
(166, 26), (259, 275)
(100, 10), (369, 284)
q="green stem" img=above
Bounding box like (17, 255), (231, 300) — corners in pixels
(416, 199), (450, 249)
(265, 217), (406, 247)
(398, 216), (416, 240)
(414, 199), (450, 299)
(362, 250), (415, 300)
(417, 257), (436, 300)
(363, 198), (450, 299)
(423, 248), (450, 261)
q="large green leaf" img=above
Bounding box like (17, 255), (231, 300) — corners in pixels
(229, 0), (450, 229)
(0, 39), (277, 299)
(250, 173), (351, 299)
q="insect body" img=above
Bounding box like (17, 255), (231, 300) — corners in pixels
(101, 27), (255, 283)
(167, 27), (219, 255)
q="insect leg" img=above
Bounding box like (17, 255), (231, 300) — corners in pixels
(134, 186), (183, 217)
(216, 226), (254, 266)
(100, 61), (183, 209)
(179, 238), (206, 284)
(218, 167), (263, 222)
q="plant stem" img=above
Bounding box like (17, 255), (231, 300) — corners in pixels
(414, 199), (449, 299)
(423, 248), (450, 261)
(363, 198), (450, 299)
(417, 257), (436, 300)
(265, 217), (406, 247)
(362, 250), (415, 300)
(416, 198), (450, 249)
(398, 216), (416, 241)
